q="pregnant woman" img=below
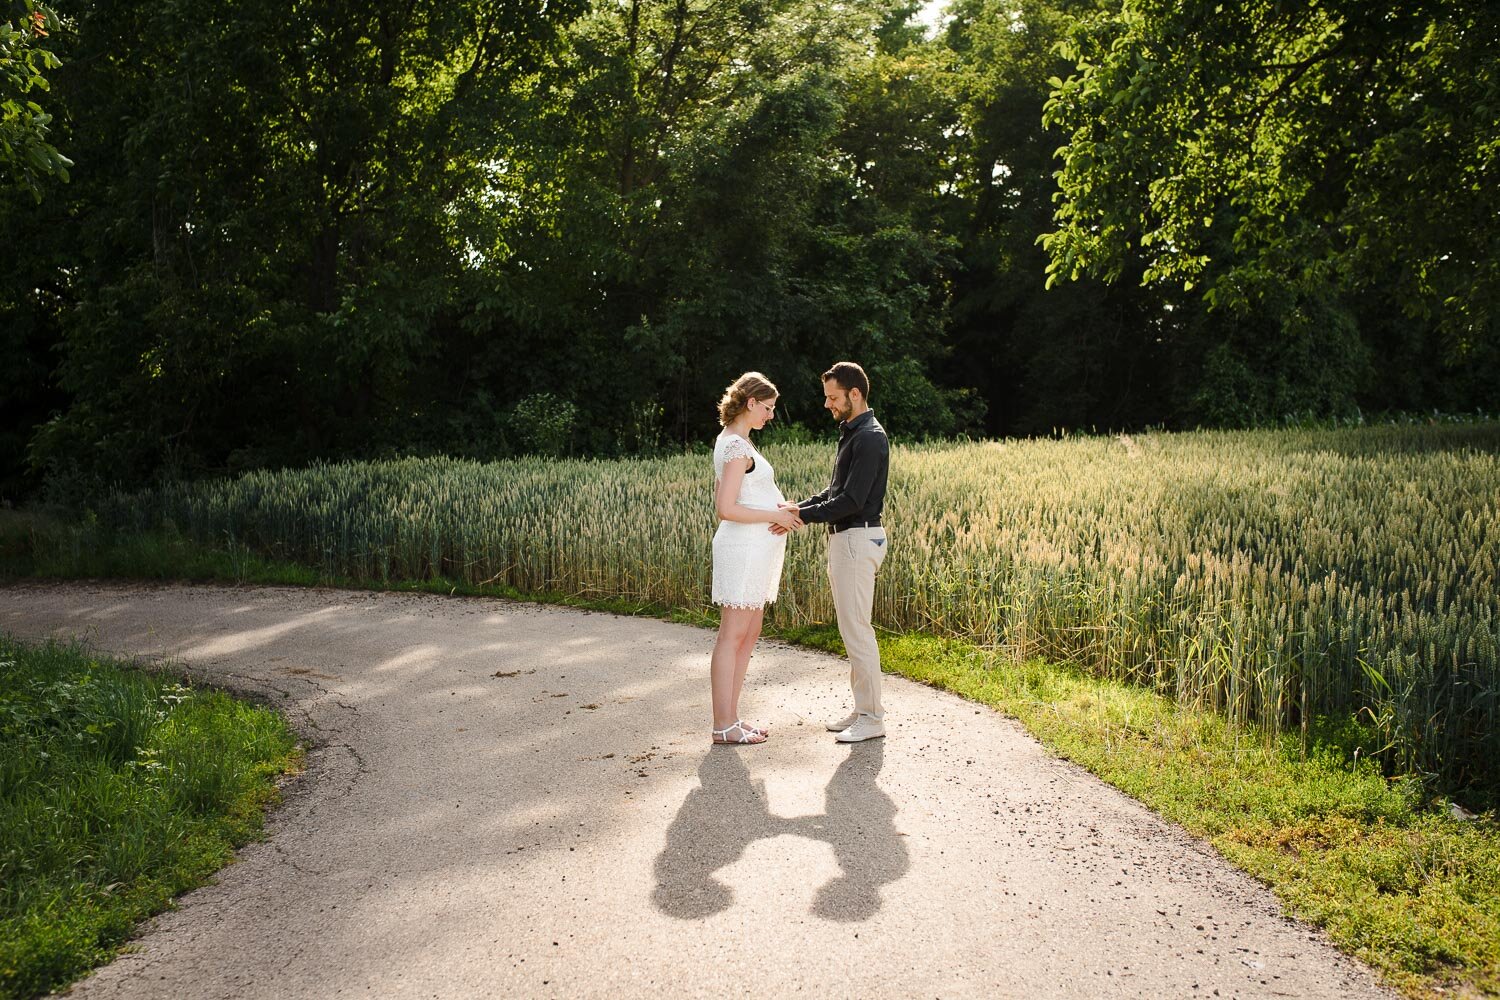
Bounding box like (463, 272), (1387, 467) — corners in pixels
(710, 372), (804, 745)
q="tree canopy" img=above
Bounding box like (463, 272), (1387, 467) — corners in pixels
(1, 0), (1495, 501)
(1, 2), (70, 201)
(1041, 1), (1500, 354)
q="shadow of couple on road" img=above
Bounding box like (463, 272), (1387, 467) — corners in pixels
(652, 742), (908, 921)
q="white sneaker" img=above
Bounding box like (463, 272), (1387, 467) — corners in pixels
(835, 717), (886, 743)
(825, 711), (859, 732)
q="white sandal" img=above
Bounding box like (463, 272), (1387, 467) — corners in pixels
(712, 720), (767, 745)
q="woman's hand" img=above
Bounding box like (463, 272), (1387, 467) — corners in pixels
(769, 507), (804, 532)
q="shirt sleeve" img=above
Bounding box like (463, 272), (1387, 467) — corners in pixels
(798, 433), (884, 523)
(797, 482), (833, 512)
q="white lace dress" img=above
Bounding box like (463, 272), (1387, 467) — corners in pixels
(711, 433), (788, 609)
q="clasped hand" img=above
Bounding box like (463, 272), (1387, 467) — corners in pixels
(769, 502), (805, 536)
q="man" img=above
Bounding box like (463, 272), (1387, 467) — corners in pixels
(777, 361), (890, 743)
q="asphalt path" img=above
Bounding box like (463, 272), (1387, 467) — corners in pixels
(1, 582), (1394, 999)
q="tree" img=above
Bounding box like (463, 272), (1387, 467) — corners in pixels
(452, 0), (971, 447)
(0, 1), (70, 201)
(936, 0), (1173, 434)
(6, 0), (977, 497)
(11, 0), (585, 493)
(1040, 1), (1500, 360)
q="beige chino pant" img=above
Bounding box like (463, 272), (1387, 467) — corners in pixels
(826, 526), (888, 720)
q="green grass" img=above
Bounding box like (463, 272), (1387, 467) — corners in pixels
(2, 517), (1498, 997)
(0, 633), (302, 1000)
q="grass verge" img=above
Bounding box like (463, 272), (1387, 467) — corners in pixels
(2, 516), (1496, 998)
(0, 633), (302, 1000)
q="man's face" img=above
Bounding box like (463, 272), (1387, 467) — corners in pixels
(823, 380), (854, 423)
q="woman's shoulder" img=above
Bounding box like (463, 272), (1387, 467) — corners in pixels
(714, 433), (759, 467)
(715, 432), (754, 451)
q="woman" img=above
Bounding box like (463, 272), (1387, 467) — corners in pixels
(709, 372), (803, 745)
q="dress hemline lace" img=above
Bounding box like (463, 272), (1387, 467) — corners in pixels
(714, 599), (777, 610)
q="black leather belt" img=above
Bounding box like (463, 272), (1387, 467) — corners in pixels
(829, 520), (882, 535)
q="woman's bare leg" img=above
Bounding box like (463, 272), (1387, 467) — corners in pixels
(731, 607), (765, 723)
(712, 607), (760, 731)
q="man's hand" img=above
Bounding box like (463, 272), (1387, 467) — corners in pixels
(770, 507), (804, 532)
(769, 504), (805, 535)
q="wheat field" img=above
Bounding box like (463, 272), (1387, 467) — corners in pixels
(95, 423), (1500, 791)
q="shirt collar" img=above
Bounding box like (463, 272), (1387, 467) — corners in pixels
(840, 409), (875, 436)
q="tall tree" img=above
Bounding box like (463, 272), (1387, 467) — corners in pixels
(1040, 1), (1500, 375)
(937, 0), (1172, 434)
(451, 0), (970, 448)
(0, 1), (69, 499)
(8, 0), (583, 494)
(5, 0), (977, 498)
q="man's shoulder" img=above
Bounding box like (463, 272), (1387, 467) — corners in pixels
(855, 419), (889, 455)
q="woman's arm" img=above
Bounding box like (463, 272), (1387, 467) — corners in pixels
(716, 459), (802, 529)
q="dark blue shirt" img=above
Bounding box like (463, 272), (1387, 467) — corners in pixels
(797, 410), (888, 528)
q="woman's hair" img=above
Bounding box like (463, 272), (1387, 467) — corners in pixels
(717, 371), (779, 426)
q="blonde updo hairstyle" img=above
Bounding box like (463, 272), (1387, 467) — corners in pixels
(717, 371), (778, 427)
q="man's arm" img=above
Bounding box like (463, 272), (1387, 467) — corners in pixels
(798, 434), (883, 523)
(798, 482), (834, 509)
(781, 474), (835, 524)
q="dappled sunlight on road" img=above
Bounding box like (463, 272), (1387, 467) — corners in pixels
(182, 607), (340, 658)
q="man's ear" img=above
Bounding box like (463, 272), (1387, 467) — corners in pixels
(849, 387), (864, 406)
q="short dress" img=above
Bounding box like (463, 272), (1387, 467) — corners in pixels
(711, 433), (789, 610)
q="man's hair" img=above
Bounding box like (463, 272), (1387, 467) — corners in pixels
(822, 361), (870, 399)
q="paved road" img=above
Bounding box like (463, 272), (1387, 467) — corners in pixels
(2, 582), (1393, 999)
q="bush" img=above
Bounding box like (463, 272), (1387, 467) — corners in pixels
(506, 393), (577, 457)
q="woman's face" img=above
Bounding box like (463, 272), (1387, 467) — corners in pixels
(748, 395), (777, 430)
